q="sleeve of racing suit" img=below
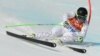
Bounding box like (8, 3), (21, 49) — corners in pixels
(80, 22), (88, 38)
(76, 22), (89, 43)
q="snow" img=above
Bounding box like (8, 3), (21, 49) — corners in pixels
(0, 0), (100, 56)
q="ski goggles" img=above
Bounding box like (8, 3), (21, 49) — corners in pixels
(75, 14), (87, 22)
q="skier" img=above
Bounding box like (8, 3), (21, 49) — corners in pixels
(30, 7), (88, 45)
(51, 7), (88, 44)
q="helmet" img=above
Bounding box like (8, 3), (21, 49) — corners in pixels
(77, 7), (88, 16)
(76, 7), (88, 22)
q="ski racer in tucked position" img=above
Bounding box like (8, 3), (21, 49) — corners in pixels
(30, 7), (89, 45)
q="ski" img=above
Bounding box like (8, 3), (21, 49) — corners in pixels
(6, 31), (56, 47)
(68, 46), (86, 53)
(6, 31), (86, 53)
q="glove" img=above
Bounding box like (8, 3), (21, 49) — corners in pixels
(76, 36), (84, 43)
(63, 21), (70, 28)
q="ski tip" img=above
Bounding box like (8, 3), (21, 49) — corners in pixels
(68, 47), (87, 53)
(82, 49), (87, 53)
(52, 43), (57, 47)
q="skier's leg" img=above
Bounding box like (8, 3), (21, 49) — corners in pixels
(50, 31), (77, 45)
(27, 26), (64, 41)
(31, 26), (65, 41)
(51, 26), (65, 37)
(60, 32), (76, 43)
(27, 32), (52, 40)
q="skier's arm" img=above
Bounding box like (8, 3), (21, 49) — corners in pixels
(77, 22), (88, 43)
(80, 24), (88, 37)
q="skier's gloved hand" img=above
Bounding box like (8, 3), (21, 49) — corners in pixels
(76, 36), (84, 43)
(63, 21), (70, 28)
